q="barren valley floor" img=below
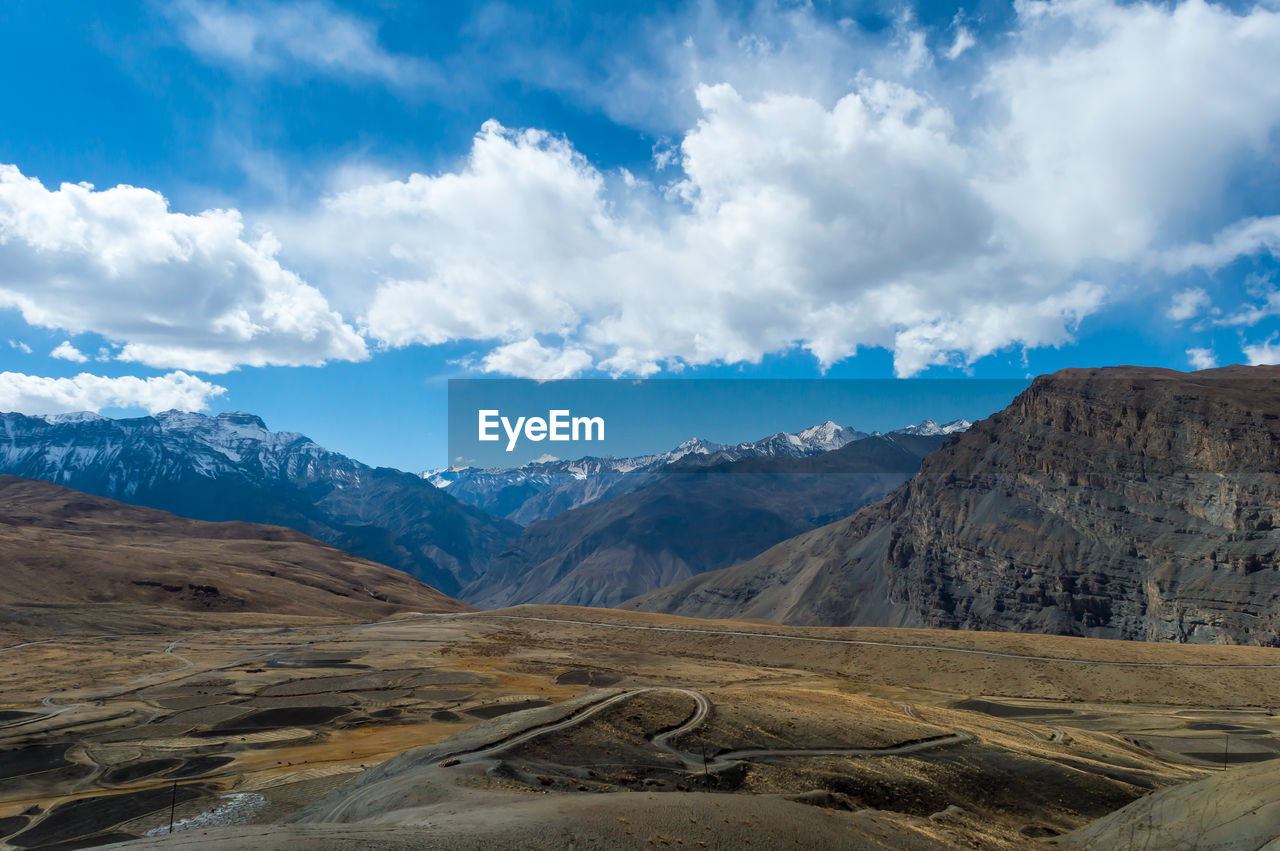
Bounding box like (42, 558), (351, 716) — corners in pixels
(2, 604), (1279, 849)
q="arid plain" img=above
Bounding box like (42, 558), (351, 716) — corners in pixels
(3, 604), (1279, 849)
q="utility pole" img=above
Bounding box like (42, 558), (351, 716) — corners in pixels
(700, 741), (711, 792)
(169, 780), (178, 833)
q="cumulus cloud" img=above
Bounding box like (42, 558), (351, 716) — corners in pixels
(478, 339), (595, 380)
(167, 0), (434, 87)
(981, 0), (1280, 267)
(10, 0), (1273, 380)
(49, 341), (88, 363)
(286, 91), (1099, 377)
(7, 340), (31, 354)
(0, 164), (367, 373)
(1243, 336), (1280, 365)
(1187, 347), (1218, 370)
(0, 371), (226, 414)
(261, 0), (1280, 378)
(1167, 288), (1211, 322)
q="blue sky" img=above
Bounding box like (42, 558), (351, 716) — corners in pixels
(1, 0), (1279, 471)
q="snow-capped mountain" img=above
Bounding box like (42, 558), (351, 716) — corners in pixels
(0, 410), (518, 595)
(428, 417), (963, 523)
(894, 418), (972, 436)
(796, 420), (870, 452)
(426, 437), (730, 525)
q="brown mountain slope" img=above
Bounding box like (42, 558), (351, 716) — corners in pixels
(623, 365), (1280, 644)
(0, 475), (472, 618)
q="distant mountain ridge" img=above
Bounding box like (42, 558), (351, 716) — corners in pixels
(427, 417), (969, 524)
(464, 432), (950, 609)
(0, 410), (519, 596)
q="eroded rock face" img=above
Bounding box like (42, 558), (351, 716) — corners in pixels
(626, 366), (1280, 644)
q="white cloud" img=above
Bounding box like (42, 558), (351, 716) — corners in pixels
(1167, 288), (1211, 321)
(262, 0), (1280, 378)
(1186, 347), (1218, 370)
(49, 341), (88, 363)
(477, 338), (595, 379)
(0, 164), (367, 373)
(946, 27), (976, 60)
(1206, 276), (1280, 327)
(1160, 216), (1280, 273)
(981, 0), (1280, 267)
(1243, 336), (1280, 366)
(10, 0), (1274, 380)
(285, 91), (1101, 377)
(0, 371), (226, 414)
(7, 340), (31, 354)
(168, 0), (434, 87)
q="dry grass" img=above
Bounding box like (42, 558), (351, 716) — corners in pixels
(2, 604), (1277, 848)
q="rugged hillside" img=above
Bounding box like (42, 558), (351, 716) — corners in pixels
(625, 366), (1280, 645)
(466, 434), (945, 608)
(0, 411), (518, 596)
(0, 475), (471, 617)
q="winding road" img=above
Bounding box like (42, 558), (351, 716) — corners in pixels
(312, 685), (974, 823)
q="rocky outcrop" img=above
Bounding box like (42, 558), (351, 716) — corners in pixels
(624, 366), (1280, 645)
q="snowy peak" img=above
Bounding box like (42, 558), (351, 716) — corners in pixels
(149, 410), (309, 451)
(423, 415), (958, 525)
(895, 418), (972, 436)
(797, 420), (843, 441)
(40, 411), (108, 424)
(795, 420), (869, 452)
(427, 416), (957, 486)
(668, 437), (725, 459)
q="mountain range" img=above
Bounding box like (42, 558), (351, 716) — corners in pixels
(465, 432), (950, 608)
(625, 366), (1280, 645)
(0, 410), (518, 597)
(427, 417), (970, 524)
(3, 366), (1279, 645)
(0, 408), (969, 609)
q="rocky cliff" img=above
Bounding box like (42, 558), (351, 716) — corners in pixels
(624, 366), (1280, 645)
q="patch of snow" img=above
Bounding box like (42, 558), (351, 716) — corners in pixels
(41, 411), (108, 424)
(143, 793), (266, 836)
(897, 418), (972, 436)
